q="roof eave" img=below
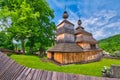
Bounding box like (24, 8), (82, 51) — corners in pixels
(57, 20), (74, 26)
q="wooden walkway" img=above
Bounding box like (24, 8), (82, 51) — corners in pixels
(0, 52), (119, 80)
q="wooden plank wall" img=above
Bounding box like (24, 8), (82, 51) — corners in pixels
(61, 50), (101, 64)
(84, 51), (99, 62)
(62, 53), (83, 64)
(47, 52), (52, 59)
(47, 50), (102, 64)
(0, 52), (119, 80)
(54, 53), (62, 64)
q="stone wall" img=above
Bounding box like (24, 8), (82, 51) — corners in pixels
(111, 65), (120, 78)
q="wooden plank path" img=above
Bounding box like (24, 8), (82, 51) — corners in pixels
(0, 52), (119, 80)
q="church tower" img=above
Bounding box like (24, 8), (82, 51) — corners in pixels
(75, 19), (98, 50)
(56, 11), (75, 43)
(47, 11), (83, 64)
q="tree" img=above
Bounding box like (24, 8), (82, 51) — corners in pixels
(0, 0), (56, 54)
(0, 31), (14, 50)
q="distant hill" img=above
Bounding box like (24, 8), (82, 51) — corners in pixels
(98, 34), (120, 54)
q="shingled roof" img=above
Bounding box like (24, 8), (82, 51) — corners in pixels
(75, 36), (98, 43)
(75, 22), (98, 44)
(47, 43), (83, 53)
(75, 27), (92, 35)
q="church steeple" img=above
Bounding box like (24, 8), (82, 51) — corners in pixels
(56, 5), (75, 43)
(62, 2), (69, 19)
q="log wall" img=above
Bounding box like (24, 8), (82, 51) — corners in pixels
(47, 50), (102, 64)
(56, 33), (75, 43)
(64, 33), (75, 42)
(78, 43), (91, 50)
(56, 34), (64, 42)
(83, 50), (102, 62)
(54, 53), (63, 63)
(47, 52), (52, 59)
(62, 51), (99, 64)
(77, 43), (99, 50)
(62, 53), (83, 64)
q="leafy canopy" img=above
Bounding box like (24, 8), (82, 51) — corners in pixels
(0, 0), (56, 53)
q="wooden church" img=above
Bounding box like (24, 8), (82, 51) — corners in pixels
(47, 11), (102, 64)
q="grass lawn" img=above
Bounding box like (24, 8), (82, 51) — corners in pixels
(10, 54), (120, 77)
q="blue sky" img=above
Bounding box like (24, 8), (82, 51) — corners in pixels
(47, 0), (120, 40)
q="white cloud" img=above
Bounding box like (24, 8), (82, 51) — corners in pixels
(56, 5), (119, 40)
(93, 29), (105, 39)
(79, 10), (119, 40)
(104, 22), (120, 28)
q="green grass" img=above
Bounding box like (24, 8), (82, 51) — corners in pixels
(10, 54), (120, 77)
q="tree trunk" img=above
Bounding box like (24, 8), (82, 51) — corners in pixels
(39, 47), (45, 57)
(15, 44), (18, 51)
(29, 46), (33, 54)
(21, 35), (25, 54)
(29, 39), (34, 54)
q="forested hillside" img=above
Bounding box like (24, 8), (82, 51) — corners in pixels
(99, 34), (120, 54)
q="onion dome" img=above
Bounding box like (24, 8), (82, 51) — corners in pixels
(78, 19), (82, 25)
(62, 11), (69, 19)
(76, 19), (84, 29)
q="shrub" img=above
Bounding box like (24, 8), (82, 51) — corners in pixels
(102, 66), (111, 77)
(114, 51), (120, 57)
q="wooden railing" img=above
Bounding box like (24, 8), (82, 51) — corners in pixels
(0, 52), (119, 80)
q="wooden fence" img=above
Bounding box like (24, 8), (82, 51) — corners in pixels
(0, 52), (119, 80)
